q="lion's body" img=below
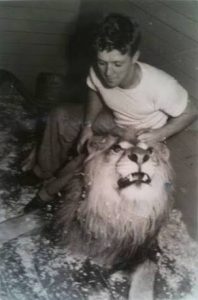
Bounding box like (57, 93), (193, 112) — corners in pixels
(54, 135), (173, 268)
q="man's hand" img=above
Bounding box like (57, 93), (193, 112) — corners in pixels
(77, 126), (94, 153)
(137, 128), (165, 146)
(137, 100), (198, 146)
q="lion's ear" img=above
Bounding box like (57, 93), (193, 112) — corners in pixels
(156, 143), (170, 162)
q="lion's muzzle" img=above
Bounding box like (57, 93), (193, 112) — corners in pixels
(117, 146), (153, 189)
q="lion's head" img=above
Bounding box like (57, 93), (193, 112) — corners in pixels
(54, 135), (173, 266)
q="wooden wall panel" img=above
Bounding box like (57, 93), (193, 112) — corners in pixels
(134, 1), (198, 42)
(129, 0), (198, 100)
(159, 0), (198, 23)
(0, 0), (80, 92)
(0, 0), (80, 10)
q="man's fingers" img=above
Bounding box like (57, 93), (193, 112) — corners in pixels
(77, 141), (83, 154)
(137, 133), (154, 145)
(77, 136), (88, 153)
(137, 133), (148, 140)
(136, 128), (151, 136)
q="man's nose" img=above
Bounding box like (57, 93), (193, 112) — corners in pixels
(105, 64), (113, 76)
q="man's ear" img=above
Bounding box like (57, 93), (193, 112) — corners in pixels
(132, 50), (140, 63)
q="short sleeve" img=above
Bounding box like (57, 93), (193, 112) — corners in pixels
(156, 78), (188, 117)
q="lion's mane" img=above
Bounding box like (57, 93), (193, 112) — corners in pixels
(53, 135), (173, 267)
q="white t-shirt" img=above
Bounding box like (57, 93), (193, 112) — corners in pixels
(86, 62), (188, 129)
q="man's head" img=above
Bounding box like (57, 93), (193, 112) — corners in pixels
(93, 13), (141, 57)
(92, 14), (141, 88)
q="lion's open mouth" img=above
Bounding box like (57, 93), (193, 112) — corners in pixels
(118, 172), (151, 189)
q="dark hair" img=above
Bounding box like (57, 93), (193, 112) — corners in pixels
(93, 13), (141, 56)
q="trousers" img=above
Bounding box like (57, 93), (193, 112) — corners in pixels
(33, 103), (117, 180)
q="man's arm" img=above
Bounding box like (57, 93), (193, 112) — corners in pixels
(137, 99), (198, 145)
(158, 99), (198, 138)
(83, 89), (104, 125)
(77, 89), (104, 152)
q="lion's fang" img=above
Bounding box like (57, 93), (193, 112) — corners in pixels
(127, 174), (133, 182)
(142, 174), (148, 181)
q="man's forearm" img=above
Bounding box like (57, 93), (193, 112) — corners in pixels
(84, 89), (103, 126)
(158, 102), (198, 140)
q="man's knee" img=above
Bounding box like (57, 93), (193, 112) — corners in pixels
(49, 103), (84, 126)
(48, 106), (68, 124)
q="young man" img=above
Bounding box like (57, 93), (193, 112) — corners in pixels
(78, 13), (197, 151)
(24, 13), (197, 210)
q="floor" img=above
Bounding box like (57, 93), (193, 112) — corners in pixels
(167, 130), (198, 240)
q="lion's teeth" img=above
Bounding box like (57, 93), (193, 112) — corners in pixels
(128, 174), (133, 182)
(132, 173), (138, 180)
(142, 174), (148, 181)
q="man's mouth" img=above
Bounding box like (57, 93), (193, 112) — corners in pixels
(105, 77), (117, 84)
(118, 172), (151, 189)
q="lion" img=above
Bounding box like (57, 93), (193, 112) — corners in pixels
(0, 134), (174, 299)
(51, 134), (174, 299)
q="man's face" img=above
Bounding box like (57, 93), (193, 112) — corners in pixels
(96, 49), (136, 88)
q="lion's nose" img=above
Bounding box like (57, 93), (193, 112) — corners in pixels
(128, 151), (150, 164)
(129, 153), (138, 163)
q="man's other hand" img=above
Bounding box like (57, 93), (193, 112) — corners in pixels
(77, 126), (94, 153)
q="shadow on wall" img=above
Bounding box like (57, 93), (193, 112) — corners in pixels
(0, 8), (104, 117)
(65, 12), (103, 103)
(34, 12), (103, 110)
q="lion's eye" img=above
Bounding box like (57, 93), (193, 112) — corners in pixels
(111, 144), (123, 153)
(148, 147), (153, 154)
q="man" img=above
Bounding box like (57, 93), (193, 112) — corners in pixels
(24, 13), (197, 211)
(78, 14), (196, 149)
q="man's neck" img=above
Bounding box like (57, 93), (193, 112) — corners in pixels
(120, 63), (142, 89)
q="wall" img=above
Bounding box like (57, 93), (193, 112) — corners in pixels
(0, 0), (80, 93)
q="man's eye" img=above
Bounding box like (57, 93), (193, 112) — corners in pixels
(111, 144), (123, 153)
(114, 63), (122, 67)
(98, 61), (105, 66)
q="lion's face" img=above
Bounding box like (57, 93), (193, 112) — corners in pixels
(85, 136), (172, 192)
(114, 141), (170, 189)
